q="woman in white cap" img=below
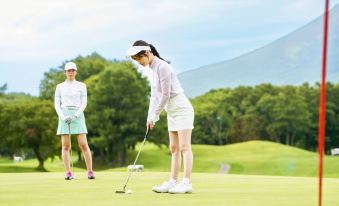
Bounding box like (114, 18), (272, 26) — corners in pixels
(54, 62), (95, 180)
(126, 40), (194, 194)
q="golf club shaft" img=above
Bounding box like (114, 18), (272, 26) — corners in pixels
(121, 129), (150, 191)
(68, 123), (74, 175)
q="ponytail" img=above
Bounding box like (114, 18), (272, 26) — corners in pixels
(133, 40), (170, 63)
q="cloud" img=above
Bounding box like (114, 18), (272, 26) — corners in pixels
(1, 0), (338, 95)
(0, 0), (261, 60)
(280, 0), (339, 22)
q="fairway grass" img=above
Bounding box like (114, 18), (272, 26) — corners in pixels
(0, 172), (338, 206)
(2, 141), (339, 178)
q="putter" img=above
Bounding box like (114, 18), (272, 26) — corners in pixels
(68, 122), (74, 179)
(115, 129), (150, 194)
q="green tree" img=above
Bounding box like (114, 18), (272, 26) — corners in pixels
(257, 87), (310, 146)
(86, 62), (149, 165)
(39, 53), (110, 100)
(0, 98), (58, 170)
(324, 83), (339, 152)
(297, 83), (319, 151)
(0, 83), (7, 96)
(192, 89), (234, 145)
(0, 95), (33, 156)
(228, 114), (266, 143)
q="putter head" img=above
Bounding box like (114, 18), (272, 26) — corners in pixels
(115, 129), (149, 195)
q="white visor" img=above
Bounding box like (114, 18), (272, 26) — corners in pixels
(126, 46), (151, 57)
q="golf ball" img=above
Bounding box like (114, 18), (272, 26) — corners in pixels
(127, 189), (132, 194)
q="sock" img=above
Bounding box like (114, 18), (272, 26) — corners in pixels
(169, 178), (177, 183)
(182, 178), (190, 184)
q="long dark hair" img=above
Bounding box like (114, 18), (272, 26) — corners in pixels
(132, 40), (169, 63)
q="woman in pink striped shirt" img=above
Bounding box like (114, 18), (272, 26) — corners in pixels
(126, 40), (194, 194)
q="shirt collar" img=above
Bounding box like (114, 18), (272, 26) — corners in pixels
(65, 79), (76, 83)
(149, 56), (160, 69)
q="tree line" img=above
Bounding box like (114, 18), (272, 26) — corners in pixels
(191, 83), (339, 152)
(0, 53), (338, 170)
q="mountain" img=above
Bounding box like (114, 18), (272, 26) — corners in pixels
(178, 4), (339, 98)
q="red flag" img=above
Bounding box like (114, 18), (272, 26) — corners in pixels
(318, 1), (330, 206)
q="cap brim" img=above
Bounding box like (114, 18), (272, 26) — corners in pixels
(64, 68), (77, 71)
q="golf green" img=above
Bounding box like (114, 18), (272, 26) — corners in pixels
(0, 172), (338, 206)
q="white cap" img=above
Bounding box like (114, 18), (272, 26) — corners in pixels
(126, 46), (151, 57)
(64, 62), (77, 71)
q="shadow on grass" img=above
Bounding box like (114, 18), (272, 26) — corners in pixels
(73, 161), (125, 171)
(0, 149), (146, 173)
(0, 166), (47, 173)
(0, 161), (125, 173)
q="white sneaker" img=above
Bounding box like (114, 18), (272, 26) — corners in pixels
(152, 180), (177, 193)
(168, 181), (193, 194)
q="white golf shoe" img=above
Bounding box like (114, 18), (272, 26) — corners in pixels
(168, 181), (193, 194)
(152, 180), (177, 193)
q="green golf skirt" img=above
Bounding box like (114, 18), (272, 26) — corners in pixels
(56, 107), (88, 135)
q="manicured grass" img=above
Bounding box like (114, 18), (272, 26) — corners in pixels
(133, 141), (339, 178)
(1, 141), (338, 205)
(0, 172), (338, 206)
(1, 141), (339, 178)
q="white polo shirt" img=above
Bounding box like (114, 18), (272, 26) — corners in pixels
(54, 80), (87, 119)
(148, 56), (184, 122)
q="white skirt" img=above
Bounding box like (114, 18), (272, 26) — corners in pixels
(165, 93), (194, 131)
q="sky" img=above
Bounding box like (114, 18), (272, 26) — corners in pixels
(1, 0), (339, 96)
